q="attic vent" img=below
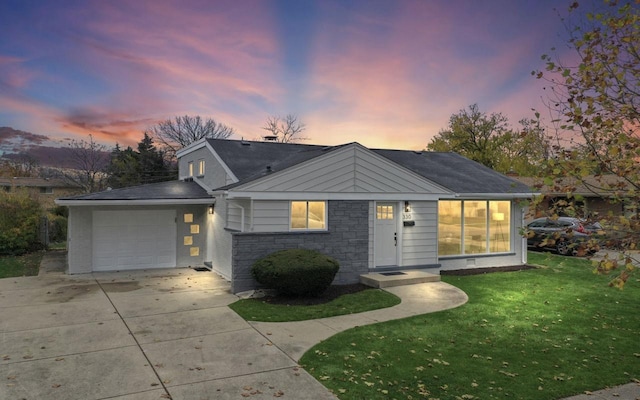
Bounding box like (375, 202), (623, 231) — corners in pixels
(414, 151), (423, 155)
(266, 165), (272, 172)
(263, 135), (278, 142)
(241, 139), (250, 146)
(322, 146), (332, 151)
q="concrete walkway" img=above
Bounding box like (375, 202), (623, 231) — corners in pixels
(1, 251), (638, 399)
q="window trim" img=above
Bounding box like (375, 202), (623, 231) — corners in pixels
(438, 200), (512, 257)
(289, 201), (328, 231)
(188, 161), (194, 177)
(197, 159), (205, 177)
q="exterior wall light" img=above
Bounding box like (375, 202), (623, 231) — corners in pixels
(208, 204), (215, 215)
(404, 201), (411, 212)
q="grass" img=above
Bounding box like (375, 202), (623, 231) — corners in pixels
(301, 252), (640, 400)
(229, 288), (401, 322)
(0, 251), (43, 278)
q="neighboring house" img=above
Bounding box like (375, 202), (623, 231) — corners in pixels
(57, 139), (534, 293)
(1, 177), (81, 210)
(512, 175), (633, 220)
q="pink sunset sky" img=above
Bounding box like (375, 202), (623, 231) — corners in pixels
(0, 0), (590, 151)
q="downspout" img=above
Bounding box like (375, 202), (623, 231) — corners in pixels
(521, 206), (527, 265)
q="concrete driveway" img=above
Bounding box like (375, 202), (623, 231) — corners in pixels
(0, 252), (336, 400)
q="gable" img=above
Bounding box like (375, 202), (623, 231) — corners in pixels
(231, 143), (451, 196)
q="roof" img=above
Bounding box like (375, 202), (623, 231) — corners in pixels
(372, 149), (531, 194)
(56, 180), (211, 204)
(208, 139), (532, 194)
(0, 177), (79, 188)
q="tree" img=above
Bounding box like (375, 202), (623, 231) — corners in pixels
(0, 190), (43, 255)
(106, 133), (174, 189)
(261, 114), (307, 143)
(534, 0), (639, 287)
(426, 104), (549, 175)
(60, 135), (109, 193)
(149, 115), (234, 159)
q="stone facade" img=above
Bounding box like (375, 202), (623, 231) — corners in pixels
(231, 200), (369, 293)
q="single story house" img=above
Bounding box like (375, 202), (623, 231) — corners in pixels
(1, 177), (81, 210)
(56, 139), (534, 293)
(511, 175), (634, 220)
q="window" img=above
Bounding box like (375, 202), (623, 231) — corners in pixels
(198, 159), (205, 176)
(376, 205), (394, 219)
(438, 200), (511, 256)
(40, 187), (53, 194)
(184, 213), (193, 223)
(290, 201), (326, 230)
(188, 161), (194, 177)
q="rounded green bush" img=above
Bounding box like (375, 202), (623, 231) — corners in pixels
(251, 249), (339, 296)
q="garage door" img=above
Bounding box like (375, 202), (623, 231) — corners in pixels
(93, 210), (177, 271)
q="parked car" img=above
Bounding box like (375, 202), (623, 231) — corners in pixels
(526, 217), (597, 256)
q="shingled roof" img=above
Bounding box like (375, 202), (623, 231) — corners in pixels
(57, 180), (210, 202)
(208, 139), (532, 194)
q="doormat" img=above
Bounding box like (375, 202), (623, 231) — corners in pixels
(379, 271), (406, 276)
(192, 267), (211, 272)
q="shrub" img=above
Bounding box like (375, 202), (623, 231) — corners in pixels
(48, 214), (68, 243)
(251, 249), (340, 296)
(0, 191), (43, 255)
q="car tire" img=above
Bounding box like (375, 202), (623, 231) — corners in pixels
(557, 241), (571, 256)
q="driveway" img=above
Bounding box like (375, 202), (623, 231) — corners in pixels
(0, 252), (336, 400)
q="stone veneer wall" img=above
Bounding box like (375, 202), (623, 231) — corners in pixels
(231, 200), (369, 293)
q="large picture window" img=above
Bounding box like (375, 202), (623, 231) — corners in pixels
(290, 201), (326, 230)
(438, 200), (511, 256)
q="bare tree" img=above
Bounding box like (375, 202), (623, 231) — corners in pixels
(262, 114), (307, 143)
(149, 115), (235, 159)
(60, 135), (109, 193)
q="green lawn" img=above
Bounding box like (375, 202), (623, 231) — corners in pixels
(301, 252), (640, 400)
(229, 288), (401, 322)
(0, 251), (43, 278)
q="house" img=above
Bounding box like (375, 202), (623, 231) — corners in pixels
(1, 177), (81, 209)
(56, 139), (534, 293)
(511, 175), (634, 220)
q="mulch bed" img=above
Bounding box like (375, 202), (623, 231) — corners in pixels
(258, 283), (371, 306)
(259, 266), (537, 305)
(440, 264), (537, 276)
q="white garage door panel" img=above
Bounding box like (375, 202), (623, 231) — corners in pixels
(93, 210), (177, 271)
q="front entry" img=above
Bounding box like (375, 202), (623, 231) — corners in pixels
(375, 202), (397, 267)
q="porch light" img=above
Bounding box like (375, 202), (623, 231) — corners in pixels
(208, 204), (215, 214)
(404, 201), (411, 212)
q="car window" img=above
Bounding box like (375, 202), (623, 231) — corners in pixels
(528, 220), (545, 227)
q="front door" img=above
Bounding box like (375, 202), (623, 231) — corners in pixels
(375, 203), (397, 267)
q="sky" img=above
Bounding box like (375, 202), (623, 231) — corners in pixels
(0, 0), (583, 151)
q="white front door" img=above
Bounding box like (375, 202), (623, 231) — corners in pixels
(375, 203), (397, 267)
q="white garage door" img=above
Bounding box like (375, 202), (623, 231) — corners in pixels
(93, 210), (177, 271)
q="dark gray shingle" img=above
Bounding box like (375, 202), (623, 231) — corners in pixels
(58, 180), (210, 201)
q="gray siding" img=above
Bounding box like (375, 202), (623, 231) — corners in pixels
(67, 207), (93, 274)
(226, 199), (252, 232)
(179, 145), (231, 189)
(210, 196), (233, 279)
(230, 200), (369, 293)
(401, 201), (438, 266)
(252, 200), (289, 232)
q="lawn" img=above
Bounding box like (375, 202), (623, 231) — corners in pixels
(0, 251), (43, 278)
(301, 252), (640, 400)
(230, 288), (401, 322)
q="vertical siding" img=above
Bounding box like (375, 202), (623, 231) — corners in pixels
(401, 201), (438, 266)
(252, 200), (290, 232)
